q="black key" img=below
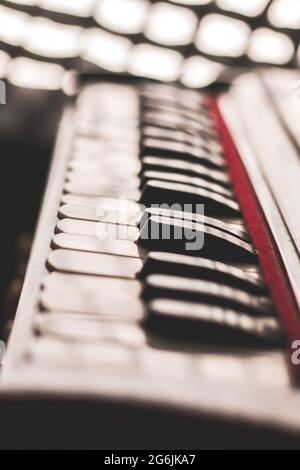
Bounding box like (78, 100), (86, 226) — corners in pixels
(140, 180), (240, 217)
(139, 207), (249, 242)
(139, 216), (256, 263)
(140, 252), (266, 294)
(140, 170), (234, 198)
(146, 299), (282, 347)
(142, 275), (273, 316)
(142, 156), (231, 187)
(142, 138), (225, 169)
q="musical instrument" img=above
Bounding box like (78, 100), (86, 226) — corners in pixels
(1, 69), (300, 449)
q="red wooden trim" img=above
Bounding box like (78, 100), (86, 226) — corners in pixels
(209, 96), (300, 382)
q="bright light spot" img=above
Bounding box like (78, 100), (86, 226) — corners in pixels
(248, 28), (294, 64)
(297, 45), (300, 66)
(196, 14), (250, 57)
(0, 51), (10, 78)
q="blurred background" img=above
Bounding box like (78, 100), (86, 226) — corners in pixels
(0, 0), (299, 338)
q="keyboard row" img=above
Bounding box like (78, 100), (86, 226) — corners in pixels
(23, 79), (284, 379)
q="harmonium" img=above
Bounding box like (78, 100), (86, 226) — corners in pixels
(1, 69), (300, 449)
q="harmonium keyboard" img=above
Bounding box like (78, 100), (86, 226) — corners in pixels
(1, 69), (300, 449)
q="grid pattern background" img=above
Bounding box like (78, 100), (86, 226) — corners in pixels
(0, 0), (299, 90)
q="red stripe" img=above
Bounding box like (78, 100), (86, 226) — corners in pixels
(209, 97), (300, 381)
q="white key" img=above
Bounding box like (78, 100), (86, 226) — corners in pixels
(7, 57), (64, 90)
(34, 313), (146, 347)
(53, 233), (145, 258)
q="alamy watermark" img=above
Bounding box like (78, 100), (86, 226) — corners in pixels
(93, 198), (205, 252)
(291, 340), (300, 366)
(0, 80), (6, 104)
